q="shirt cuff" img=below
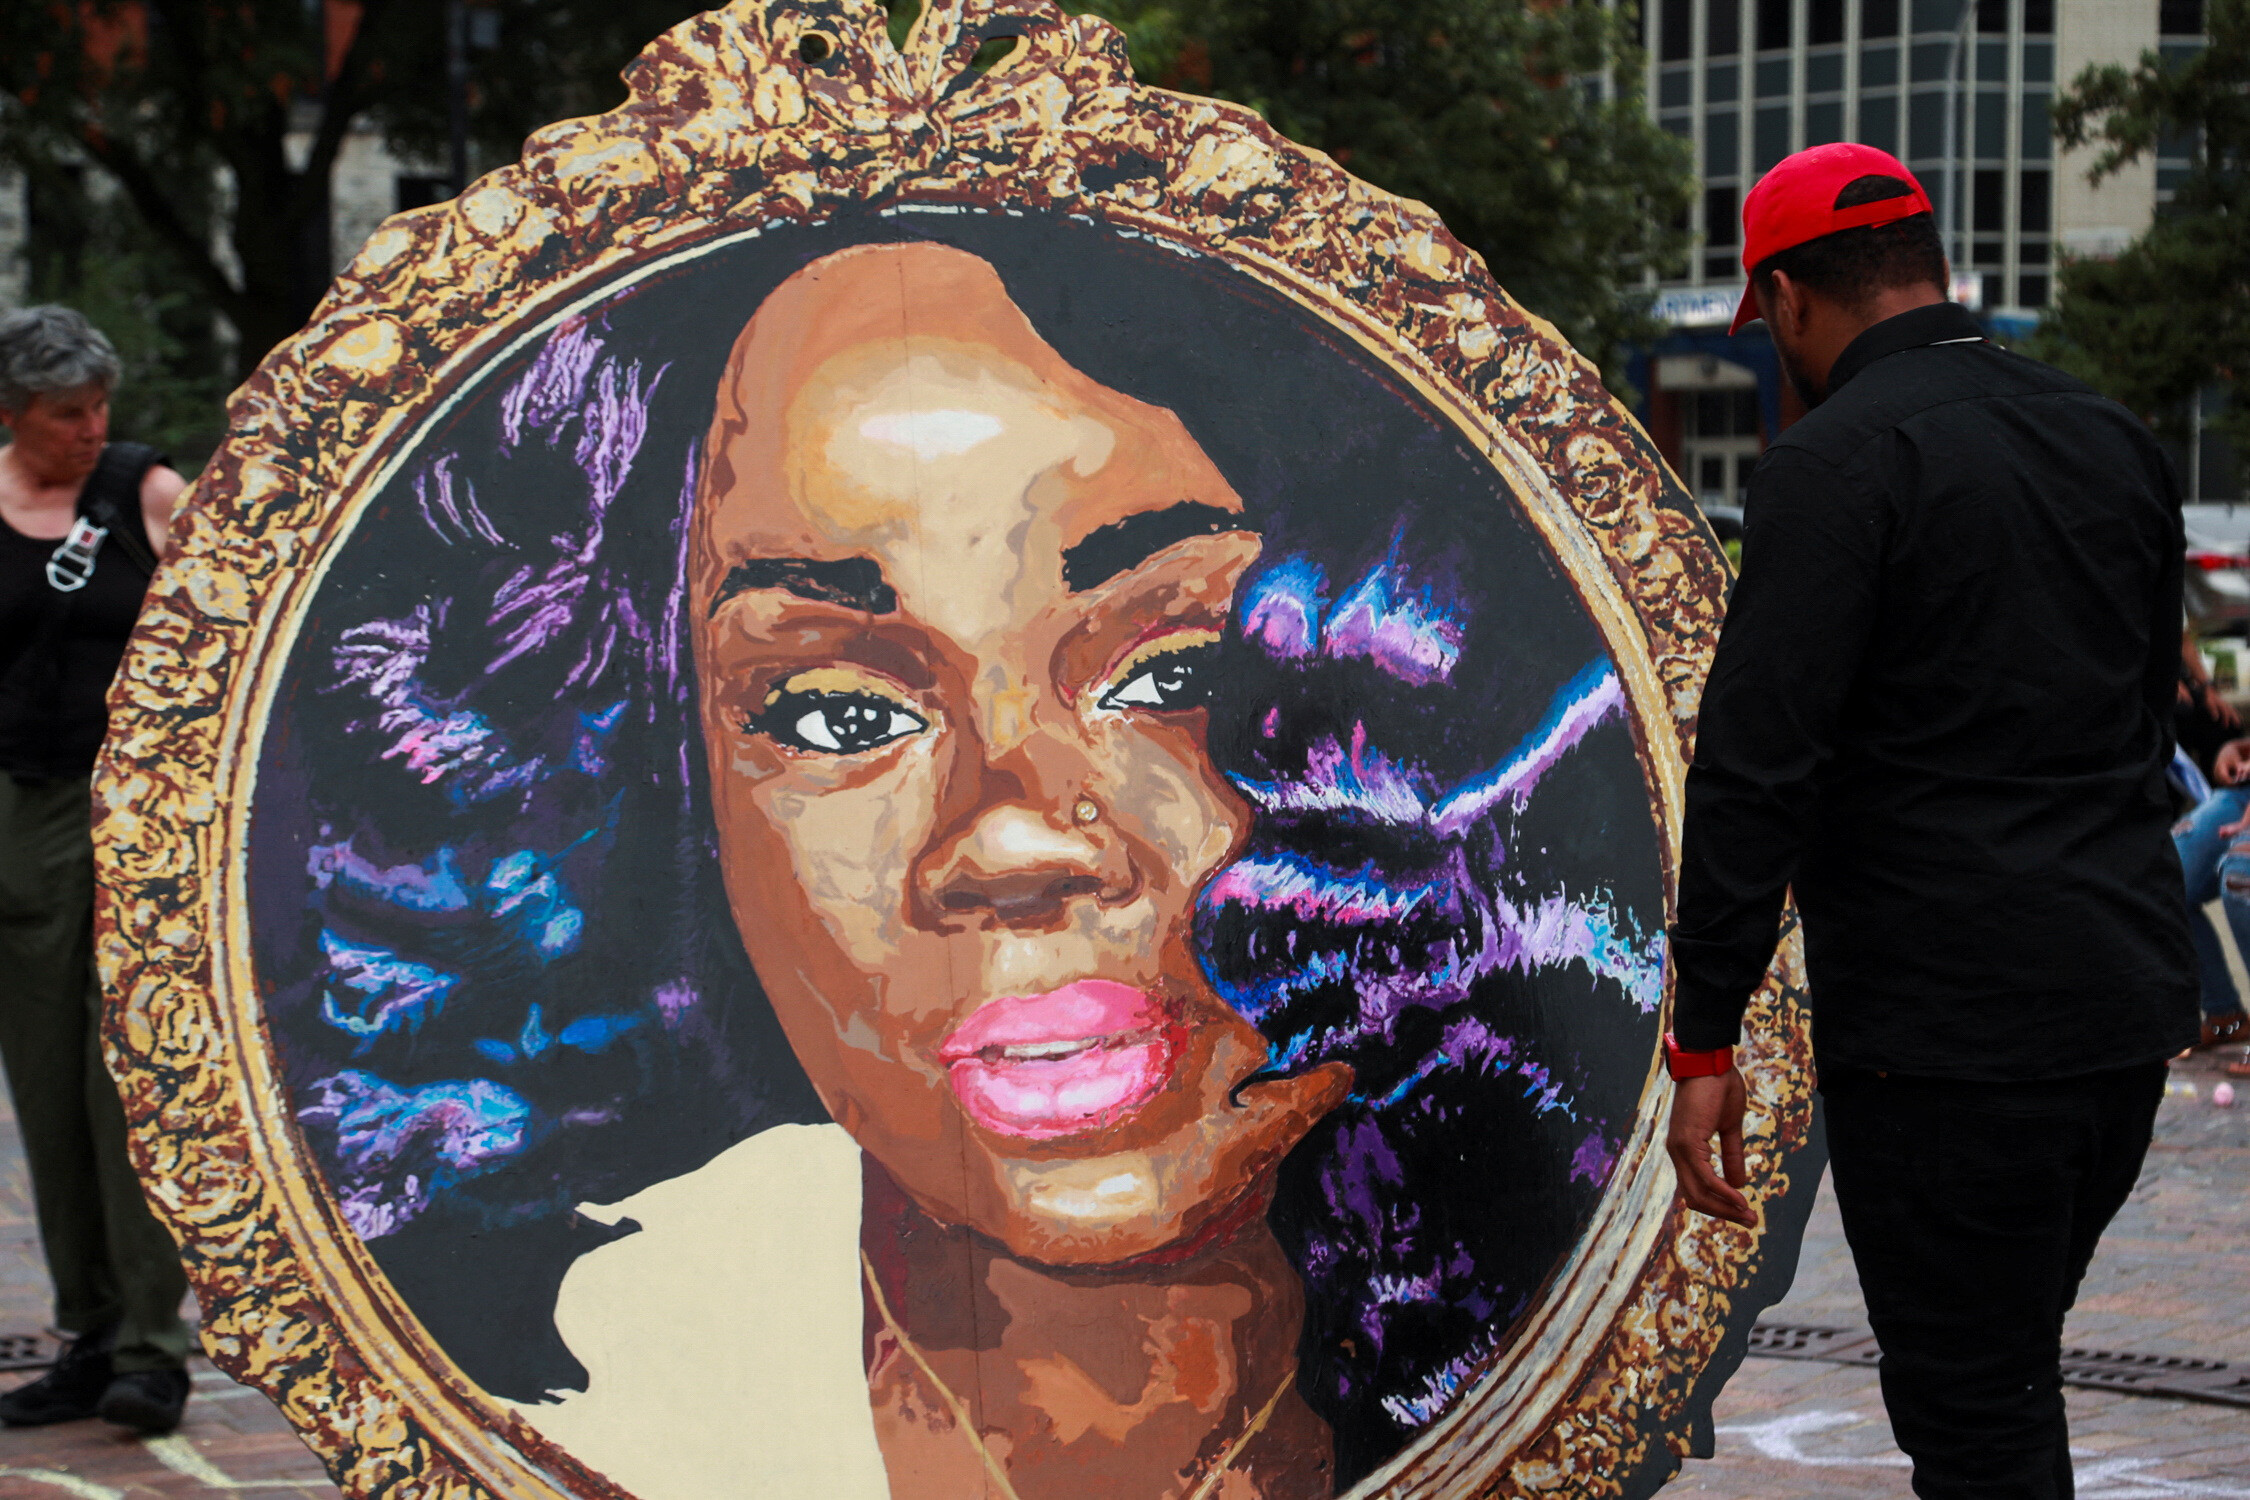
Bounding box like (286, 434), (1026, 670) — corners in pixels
(1670, 981), (1750, 1052)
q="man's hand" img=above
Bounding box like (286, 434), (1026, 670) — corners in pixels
(1665, 1069), (1756, 1227)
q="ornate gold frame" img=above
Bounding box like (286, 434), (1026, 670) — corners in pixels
(92, 1), (1815, 1494)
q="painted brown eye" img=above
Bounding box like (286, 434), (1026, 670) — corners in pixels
(751, 690), (927, 754)
(1098, 640), (1219, 713)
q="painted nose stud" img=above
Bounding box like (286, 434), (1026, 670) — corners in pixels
(1072, 796), (1100, 825)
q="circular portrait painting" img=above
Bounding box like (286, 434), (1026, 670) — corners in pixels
(94, 3), (1818, 1498)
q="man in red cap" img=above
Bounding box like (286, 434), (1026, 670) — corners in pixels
(1661, 142), (2195, 1497)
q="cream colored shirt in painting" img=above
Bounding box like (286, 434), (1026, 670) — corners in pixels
(514, 1122), (890, 1499)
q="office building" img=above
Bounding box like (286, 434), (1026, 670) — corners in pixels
(1634, 0), (2231, 502)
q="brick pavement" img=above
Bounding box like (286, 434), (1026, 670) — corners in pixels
(0, 1085), (338, 1499)
(0, 1043), (2241, 1497)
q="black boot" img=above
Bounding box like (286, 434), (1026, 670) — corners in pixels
(96, 1367), (191, 1435)
(0, 1327), (116, 1426)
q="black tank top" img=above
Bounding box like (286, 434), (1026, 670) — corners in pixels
(0, 445), (161, 778)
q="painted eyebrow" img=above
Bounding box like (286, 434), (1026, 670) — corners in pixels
(1061, 501), (1248, 593)
(707, 557), (899, 618)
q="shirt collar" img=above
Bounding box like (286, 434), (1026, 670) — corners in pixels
(1826, 300), (1986, 393)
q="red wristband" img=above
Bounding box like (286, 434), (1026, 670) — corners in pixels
(1664, 1031), (1735, 1080)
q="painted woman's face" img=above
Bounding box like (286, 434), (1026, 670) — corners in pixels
(691, 244), (1351, 1264)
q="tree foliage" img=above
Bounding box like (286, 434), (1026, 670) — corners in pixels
(1060, 0), (1693, 379)
(0, 0), (711, 385)
(2036, 0), (2249, 480)
(2, 0), (1686, 403)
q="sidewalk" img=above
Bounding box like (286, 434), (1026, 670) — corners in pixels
(0, 1082), (337, 1499)
(0, 1053), (2242, 1498)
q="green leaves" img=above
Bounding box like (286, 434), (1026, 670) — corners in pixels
(2035, 0), (2248, 480)
(1067, 0), (1695, 384)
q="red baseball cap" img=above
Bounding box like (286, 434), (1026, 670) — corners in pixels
(1729, 143), (1935, 333)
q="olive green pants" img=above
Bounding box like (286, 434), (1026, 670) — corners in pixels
(0, 774), (189, 1372)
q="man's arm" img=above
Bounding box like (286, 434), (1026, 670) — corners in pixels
(1666, 444), (1886, 1223)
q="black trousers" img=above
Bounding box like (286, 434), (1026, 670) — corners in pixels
(1821, 1060), (2166, 1500)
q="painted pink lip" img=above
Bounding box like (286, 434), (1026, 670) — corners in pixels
(938, 980), (1180, 1141)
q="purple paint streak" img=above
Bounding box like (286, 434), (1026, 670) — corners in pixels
(1323, 563), (1463, 686)
(500, 319), (601, 450)
(300, 1071), (531, 1238)
(1204, 850), (1456, 928)
(1230, 724), (1434, 822)
(1430, 661), (1624, 837)
(1570, 1128), (1617, 1186)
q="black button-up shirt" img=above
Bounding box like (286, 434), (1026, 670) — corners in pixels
(1670, 300), (2197, 1079)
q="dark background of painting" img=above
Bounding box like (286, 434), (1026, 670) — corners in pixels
(246, 210), (1665, 1483)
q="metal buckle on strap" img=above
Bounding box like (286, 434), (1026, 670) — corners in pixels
(45, 516), (107, 592)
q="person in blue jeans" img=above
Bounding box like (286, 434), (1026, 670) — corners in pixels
(2173, 739), (2250, 1049)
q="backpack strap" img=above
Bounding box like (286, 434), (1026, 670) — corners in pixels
(75, 441), (166, 578)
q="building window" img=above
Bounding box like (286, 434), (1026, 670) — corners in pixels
(2019, 239), (2049, 265)
(1909, 90), (1948, 160)
(1861, 44), (1900, 86)
(1864, 0), (1902, 37)
(1662, 0), (1694, 62)
(2023, 0), (2053, 34)
(1807, 50), (1846, 92)
(1911, 41), (1955, 83)
(2161, 0), (2206, 34)
(1706, 185), (1741, 248)
(1708, 61), (1741, 102)
(1976, 39), (2008, 82)
(2022, 39), (2053, 83)
(1709, 0), (1742, 56)
(2018, 169), (2051, 233)
(1756, 57), (1793, 96)
(1756, 0), (1792, 51)
(1807, 100), (1845, 144)
(1976, 0), (2008, 33)
(1974, 90), (2006, 155)
(1707, 111), (1741, 174)
(1982, 272), (2005, 307)
(2021, 92), (2053, 160)
(1661, 65), (1694, 108)
(1690, 390), (1764, 440)
(1809, 0), (1845, 46)
(1973, 169), (2004, 231)
(2019, 272), (2049, 306)
(1755, 105), (1792, 171)
(1859, 93), (1900, 153)
(1972, 238), (2004, 265)
(1706, 177), (1742, 280)
(1911, 0), (1959, 31)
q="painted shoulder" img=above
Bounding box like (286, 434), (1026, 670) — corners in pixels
(509, 1122), (890, 1500)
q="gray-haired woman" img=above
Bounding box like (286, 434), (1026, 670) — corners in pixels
(0, 305), (190, 1434)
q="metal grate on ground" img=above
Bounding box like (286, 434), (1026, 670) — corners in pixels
(1747, 1321), (2250, 1409)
